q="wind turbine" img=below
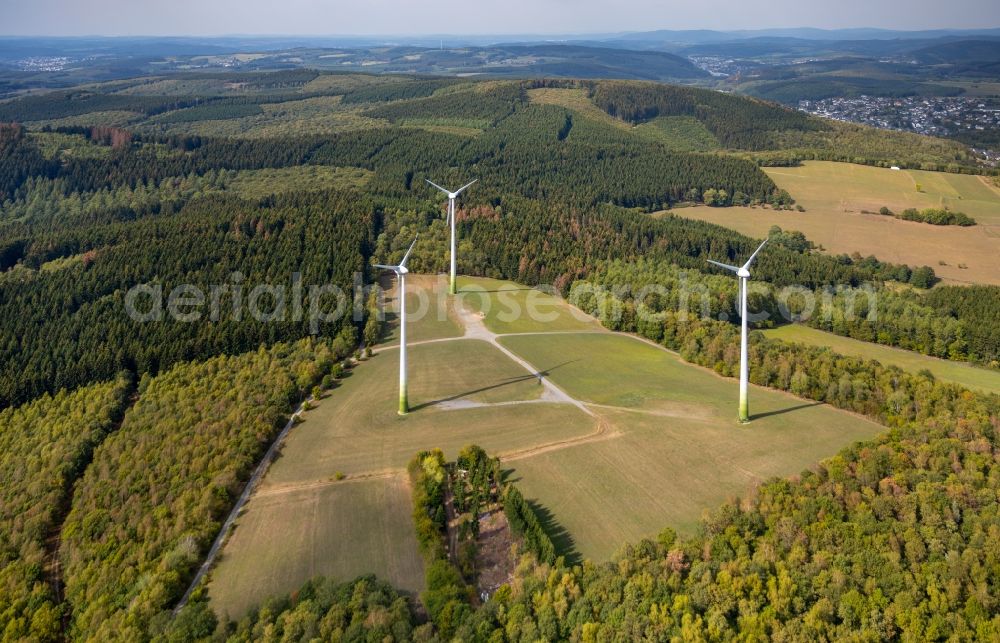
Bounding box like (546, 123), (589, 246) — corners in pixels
(425, 178), (477, 295)
(375, 236), (418, 415)
(707, 238), (769, 423)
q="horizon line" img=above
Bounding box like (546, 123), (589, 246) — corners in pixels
(3, 26), (1000, 40)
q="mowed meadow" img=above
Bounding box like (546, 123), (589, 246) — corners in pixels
(207, 276), (882, 618)
(671, 161), (1000, 285)
(497, 332), (882, 557)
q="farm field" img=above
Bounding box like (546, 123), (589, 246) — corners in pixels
(669, 161), (1000, 285)
(764, 324), (1000, 395)
(207, 276), (885, 617)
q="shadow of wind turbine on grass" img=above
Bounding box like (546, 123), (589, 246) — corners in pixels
(750, 400), (824, 421)
(410, 373), (541, 411)
(465, 287), (535, 293)
(410, 360), (579, 411)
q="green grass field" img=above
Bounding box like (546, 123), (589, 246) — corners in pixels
(207, 326), (596, 616)
(511, 405), (878, 557)
(499, 333), (883, 559)
(456, 276), (604, 334)
(208, 474), (424, 620)
(208, 276), (886, 616)
(670, 161), (1000, 285)
(381, 274), (464, 344)
(764, 324), (1000, 395)
(498, 332), (880, 424)
(264, 339), (582, 486)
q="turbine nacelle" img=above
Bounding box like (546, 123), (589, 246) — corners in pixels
(373, 236), (418, 276)
(706, 238), (769, 278)
(425, 178), (478, 202)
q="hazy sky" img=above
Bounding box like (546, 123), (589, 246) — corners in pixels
(4, 0), (1000, 36)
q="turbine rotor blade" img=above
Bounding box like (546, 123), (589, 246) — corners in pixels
(400, 235), (418, 267)
(454, 179), (478, 196)
(707, 259), (740, 273)
(425, 179), (450, 195)
(742, 238), (769, 271)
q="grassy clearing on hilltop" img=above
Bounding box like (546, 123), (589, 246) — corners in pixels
(260, 339), (584, 486)
(380, 274), (465, 344)
(207, 277), (885, 617)
(499, 332), (882, 559)
(206, 338), (594, 617)
(457, 276), (604, 334)
(510, 404), (880, 559)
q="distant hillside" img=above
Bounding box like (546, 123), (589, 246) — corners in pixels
(241, 44), (711, 81)
(613, 27), (1000, 46)
(746, 76), (964, 104)
(913, 39), (1000, 65)
(478, 44), (709, 80)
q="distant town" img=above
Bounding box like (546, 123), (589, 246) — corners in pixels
(798, 95), (1000, 164)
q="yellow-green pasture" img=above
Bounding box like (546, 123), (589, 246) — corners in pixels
(670, 161), (1000, 285)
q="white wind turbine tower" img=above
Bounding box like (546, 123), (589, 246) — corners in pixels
(425, 179), (477, 295)
(707, 238), (769, 423)
(375, 236), (418, 415)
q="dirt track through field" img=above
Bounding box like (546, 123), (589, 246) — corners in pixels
(185, 279), (611, 611)
(236, 288), (618, 499)
(175, 394), (314, 612)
